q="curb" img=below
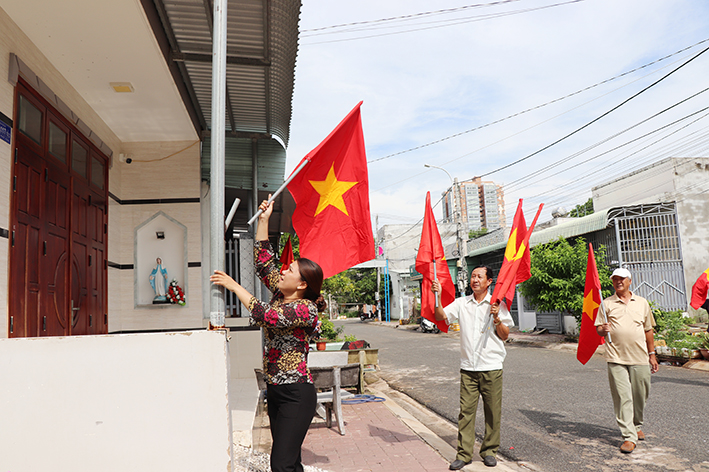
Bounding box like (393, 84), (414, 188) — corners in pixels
(367, 379), (532, 472)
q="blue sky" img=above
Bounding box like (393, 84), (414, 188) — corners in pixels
(286, 0), (709, 230)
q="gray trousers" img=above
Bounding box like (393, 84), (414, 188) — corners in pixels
(607, 362), (651, 443)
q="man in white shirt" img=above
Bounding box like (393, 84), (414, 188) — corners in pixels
(432, 265), (514, 469)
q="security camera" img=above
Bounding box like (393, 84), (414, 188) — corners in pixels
(125, 157), (132, 164)
(119, 153), (133, 164)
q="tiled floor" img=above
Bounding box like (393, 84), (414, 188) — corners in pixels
(301, 399), (450, 472)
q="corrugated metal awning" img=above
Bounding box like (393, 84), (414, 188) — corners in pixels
(466, 209), (611, 257)
(141, 0), (300, 234)
(528, 209), (611, 247)
(143, 0), (299, 146)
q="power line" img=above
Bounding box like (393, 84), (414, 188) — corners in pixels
(371, 50), (691, 194)
(503, 87), (709, 192)
(517, 124), (709, 213)
(301, 0), (525, 34)
(515, 114), (709, 205)
(514, 112), (709, 202)
(473, 43), (709, 179)
(301, 1), (585, 44)
(367, 38), (709, 164)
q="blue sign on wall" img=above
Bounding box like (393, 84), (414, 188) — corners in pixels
(0, 121), (10, 145)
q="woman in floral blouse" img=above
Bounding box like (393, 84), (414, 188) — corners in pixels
(210, 196), (325, 472)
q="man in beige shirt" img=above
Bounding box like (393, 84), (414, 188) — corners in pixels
(596, 268), (659, 454)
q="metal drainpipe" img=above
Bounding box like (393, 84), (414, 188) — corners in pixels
(252, 137), (260, 301)
(209, 0), (227, 328)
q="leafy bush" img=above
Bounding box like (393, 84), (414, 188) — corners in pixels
(318, 315), (344, 341)
(518, 237), (612, 321)
(317, 315), (357, 342)
(698, 333), (709, 350)
(651, 302), (698, 349)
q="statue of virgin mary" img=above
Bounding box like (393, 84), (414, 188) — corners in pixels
(149, 257), (169, 302)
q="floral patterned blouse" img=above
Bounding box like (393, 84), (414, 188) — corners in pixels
(249, 240), (319, 385)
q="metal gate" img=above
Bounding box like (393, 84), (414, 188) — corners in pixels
(225, 235), (257, 317)
(609, 203), (686, 310)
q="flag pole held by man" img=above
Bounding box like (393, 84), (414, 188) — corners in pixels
(490, 200), (543, 309)
(415, 191), (455, 334)
(577, 243), (608, 365)
(483, 200), (542, 342)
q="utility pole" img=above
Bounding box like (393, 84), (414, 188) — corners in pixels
(424, 164), (468, 296)
(453, 177), (468, 295)
(375, 214), (382, 321)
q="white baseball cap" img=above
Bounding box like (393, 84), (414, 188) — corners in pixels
(611, 268), (632, 279)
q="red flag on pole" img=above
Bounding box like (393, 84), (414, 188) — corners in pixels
(279, 234), (295, 273)
(287, 102), (374, 279)
(690, 266), (709, 310)
(415, 192), (454, 334)
(491, 201), (543, 308)
(577, 243), (606, 364)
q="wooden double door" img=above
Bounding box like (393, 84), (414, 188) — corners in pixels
(9, 82), (108, 337)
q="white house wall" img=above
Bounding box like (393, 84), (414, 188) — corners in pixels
(592, 157), (709, 316)
(673, 159), (709, 316)
(379, 222), (459, 273)
(109, 141), (204, 332)
(0, 330), (234, 471)
(0, 7), (206, 337)
(592, 158), (676, 211)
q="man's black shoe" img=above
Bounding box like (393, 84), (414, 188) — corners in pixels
(449, 459), (472, 470)
(483, 455), (497, 467)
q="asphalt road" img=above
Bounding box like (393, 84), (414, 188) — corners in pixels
(336, 318), (709, 472)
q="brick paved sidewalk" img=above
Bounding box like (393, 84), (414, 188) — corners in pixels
(301, 398), (450, 472)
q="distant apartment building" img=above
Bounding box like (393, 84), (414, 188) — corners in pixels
(442, 178), (506, 231)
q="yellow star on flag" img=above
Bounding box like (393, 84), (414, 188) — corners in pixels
(503, 228), (527, 261)
(504, 228), (519, 260)
(309, 164), (358, 216)
(582, 291), (599, 321)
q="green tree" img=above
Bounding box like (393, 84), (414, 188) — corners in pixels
(322, 271), (356, 302)
(468, 227), (488, 239)
(569, 198), (594, 218)
(278, 232), (300, 259)
(518, 237), (613, 321)
(278, 231), (391, 306)
(322, 268), (391, 305)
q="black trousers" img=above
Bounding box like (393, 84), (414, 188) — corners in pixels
(266, 382), (316, 472)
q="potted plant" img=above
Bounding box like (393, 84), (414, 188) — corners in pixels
(698, 333), (709, 360)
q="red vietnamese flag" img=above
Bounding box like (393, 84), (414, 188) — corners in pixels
(287, 102), (374, 279)
(279, 234), (295, 273)
(577, 243), (606, 364)
(491, 200), (543, 308)
(690, 266), (709, 310)
(415, 192), (455, 334)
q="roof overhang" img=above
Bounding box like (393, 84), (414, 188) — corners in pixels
(2, 0), (301, 234)
(467, 209), (612, 258)
(1, 0), (299, 145)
